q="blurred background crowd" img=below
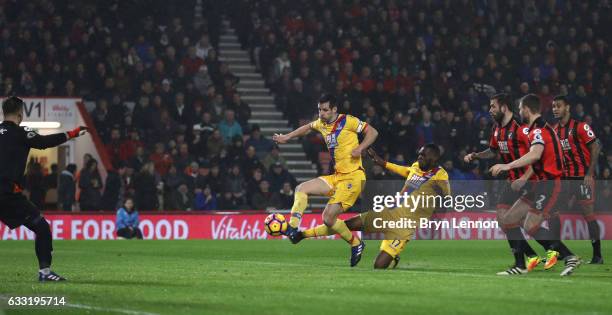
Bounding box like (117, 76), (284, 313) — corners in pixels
(1, 0), (610, 212)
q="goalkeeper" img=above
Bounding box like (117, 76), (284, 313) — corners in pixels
(0, 96), (89, 281)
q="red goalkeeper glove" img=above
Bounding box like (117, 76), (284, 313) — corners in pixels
(67, 126), (89, 139)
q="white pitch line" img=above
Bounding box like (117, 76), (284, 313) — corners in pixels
(63, 303), (161, 315)
(0, 295), (160, 315)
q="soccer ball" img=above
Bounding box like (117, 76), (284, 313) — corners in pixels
(264, 213), (288, 236)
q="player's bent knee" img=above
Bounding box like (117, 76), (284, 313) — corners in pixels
(25, 216), (50, 234)
(295, 183), (306, 193)
(374, 254), (392, 269)
(323, 214), (335, 227)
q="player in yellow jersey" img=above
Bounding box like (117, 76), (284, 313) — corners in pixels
(272, 93), (379, 267)
(292, 144), (450, 269)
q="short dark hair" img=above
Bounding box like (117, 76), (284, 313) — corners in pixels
(520, 94), (541, 113)
(491, 93), (513, 111)
(553, 94), (570, 105)
(318, 93), (337, 109)
(2, 96), (24, 116)
(66, 163), (77, 174)
(423, 143), (441, 159)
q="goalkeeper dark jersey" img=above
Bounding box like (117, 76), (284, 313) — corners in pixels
(0, 120), (68, 194)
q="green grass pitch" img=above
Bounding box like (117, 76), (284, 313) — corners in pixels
(1, 240), (611, 315)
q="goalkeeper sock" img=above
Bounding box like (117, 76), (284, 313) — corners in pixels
(289, 192), (308, 228)
(331, 219), (360, 246)
(303, 224), (334, 238)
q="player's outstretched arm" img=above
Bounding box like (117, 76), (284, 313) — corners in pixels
(490, 145), (543, 176)
(272, 124), (312, 144)
(464, 148), (496, 163)
(367, 148), (410, 177)
(25, 126), (89, 149)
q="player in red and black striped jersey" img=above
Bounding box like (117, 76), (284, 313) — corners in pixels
(552, 95), (603, 264)
(465, 93), (541, 274)
(491, 94), (580, 276)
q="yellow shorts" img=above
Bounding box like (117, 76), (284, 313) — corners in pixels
(319, 169), (365, 210)
(380, 240), (408, 258)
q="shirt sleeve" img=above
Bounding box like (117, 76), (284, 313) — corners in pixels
(384, 162), (412, 178)
(116, 209), (127, 227)
(22, 127), (68, 149)
(577, 122), (597, 145)
(344, 115), (368, 134)
(132, 212), (140, 228)
(529, 128), (545, 146)
(309, 119), (322, 132)
(435, 170), (451, 196)
(518, 126), (531, 149)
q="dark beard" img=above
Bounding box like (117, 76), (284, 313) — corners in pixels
(493, 112), (504, 124)
(418, 161), (432, 170)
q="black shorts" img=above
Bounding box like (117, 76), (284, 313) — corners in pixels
(520, 178), (562, 217)
(0, 193), (42, 229)
(563, 177), (595, 205)
(497, 181), (532, 209)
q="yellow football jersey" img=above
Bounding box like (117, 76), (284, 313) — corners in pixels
(310, 114), (368, 174)
(385, 161), (450, 200)
(359, 161), (450, 240)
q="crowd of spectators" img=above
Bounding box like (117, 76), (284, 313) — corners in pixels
(2, 0), (297, 211)
(3, 0), (611, 211)
(230, 0), (611, 210)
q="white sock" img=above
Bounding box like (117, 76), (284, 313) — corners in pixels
(39, 267), (50, 275)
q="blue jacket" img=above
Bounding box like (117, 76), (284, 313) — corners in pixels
(194, 192), (217, 210)
(219, 120), (243, 143)
(116, 208), (140, 230)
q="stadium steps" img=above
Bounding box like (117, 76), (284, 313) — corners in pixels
(219, 19), (325, 209)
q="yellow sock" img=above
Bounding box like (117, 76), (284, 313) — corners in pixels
(331, 219), (360, 246)
(289, 191), (308, 228)
(303, 224), (334, 238)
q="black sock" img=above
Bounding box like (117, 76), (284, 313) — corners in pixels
(552, 240), (573, 258)
(506, 228), (526, 268)
(24, 217), (53, 269)
(532, 227), (553, 249)
(588, 220), (602, 258)
(506, 227), (537, 257)
(520, 239), (537, 257)
(548, 215), (562, 240)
